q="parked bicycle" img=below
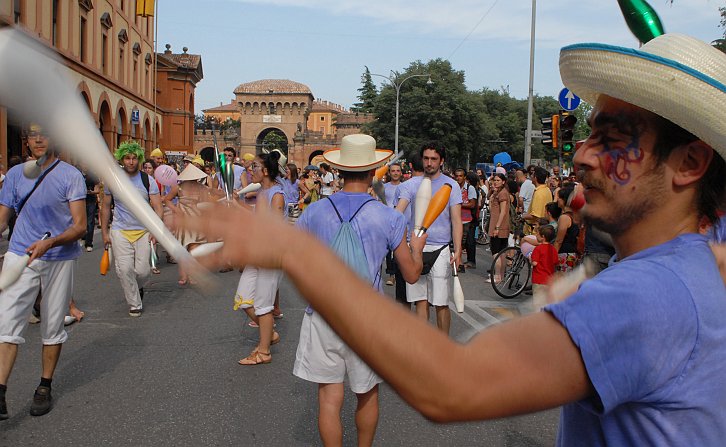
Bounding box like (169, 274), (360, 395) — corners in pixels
(489, 245), (531, 299)
(475, 204), (490, 246)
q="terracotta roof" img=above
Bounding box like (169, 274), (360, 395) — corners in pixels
(234, 79), (312, 95)
(311, 99), (347, 113)
(203, 102), (238, 113)
(157, 52), (201, 70)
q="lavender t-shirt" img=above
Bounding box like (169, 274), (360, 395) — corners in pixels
(547, 234), (726, 446)
(297, 192), (406, 291)
(395, 174), (462, 245)
(0, 161), (85, 261)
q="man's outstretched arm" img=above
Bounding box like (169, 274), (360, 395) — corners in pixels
(188, 206), (593, 422)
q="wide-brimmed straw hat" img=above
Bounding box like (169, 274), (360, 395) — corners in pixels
(177, 163), (207, 182)
(323, 134), (392, 172)
(559, 33), (726, 160)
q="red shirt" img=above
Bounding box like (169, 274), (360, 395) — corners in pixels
(531, 243), (558, 285)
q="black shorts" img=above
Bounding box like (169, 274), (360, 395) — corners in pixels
(490, 237), (509, 255)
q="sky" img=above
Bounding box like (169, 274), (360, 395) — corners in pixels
(156, 0), (724, 112)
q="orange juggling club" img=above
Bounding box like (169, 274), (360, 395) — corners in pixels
(374, 164), (389, 182)
(100, 245), (110, 275)
(416, 184), (452, 237)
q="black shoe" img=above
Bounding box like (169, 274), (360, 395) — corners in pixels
(29, 386), (52, 416)
(0, 393), (8, 420)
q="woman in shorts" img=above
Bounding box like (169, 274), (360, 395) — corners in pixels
(234, 151), (286, 365)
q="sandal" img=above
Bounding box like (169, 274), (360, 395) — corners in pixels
(178, 279), (188, 286)
(152, 268), (161, 275)
(238, 350), (271, 365)
(271, 331), (280, 345)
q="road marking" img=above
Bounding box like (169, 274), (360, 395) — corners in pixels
(454, 299), (534, 332)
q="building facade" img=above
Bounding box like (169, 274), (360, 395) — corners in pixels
(198, 79), (373, 168)
(0, 0), (202, 167)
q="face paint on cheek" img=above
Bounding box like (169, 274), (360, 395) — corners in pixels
(596, 133), (645, 186)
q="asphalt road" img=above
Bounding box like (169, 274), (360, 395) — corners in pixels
(0, 234), (559, 446)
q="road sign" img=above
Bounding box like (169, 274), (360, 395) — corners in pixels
(530, 130), (542, 138)
(558, 88), (581, 111)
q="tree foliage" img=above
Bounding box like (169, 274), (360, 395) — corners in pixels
(351, 66), (378, 113)
(361, 59), (582, 168)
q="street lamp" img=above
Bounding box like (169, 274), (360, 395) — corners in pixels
(371, 71), (433, 156)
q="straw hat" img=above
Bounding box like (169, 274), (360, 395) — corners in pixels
(559, 33), (726, 159)
(177, 163), (207, 182)
(192, 156), (205, 166)
(150, 148), (164, 157)
(241, 153), (255, 162)
(323, 134), (392, 172)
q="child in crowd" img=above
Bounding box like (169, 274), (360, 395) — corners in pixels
(520, 217), (549, 258)
(530, 224), (558, 310)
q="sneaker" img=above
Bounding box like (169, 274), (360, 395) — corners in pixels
(63, 315), (77, 326)
(129, 308), (142, 317)
(385, 276), (395, 286)
(85, 246), (93, 252)
(0, 392), (8, 420)
(29, 386), (52, 416)
(29, 313), (41, 324)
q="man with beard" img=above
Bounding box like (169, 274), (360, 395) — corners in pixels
(0, 124), (86, 418)
(184, 32), (726, 444)
(395, 142), (462, 334)
(101, 141), (163, 317)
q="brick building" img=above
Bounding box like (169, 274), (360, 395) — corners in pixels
(198, 79), (373, 168)
(0, 0), (202, 167)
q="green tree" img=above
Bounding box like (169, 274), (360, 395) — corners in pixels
(714, 7), (726, 53)
(262, 131), (287, 152)
(368, 59), (486, 168)
(351, 66), (378, 113)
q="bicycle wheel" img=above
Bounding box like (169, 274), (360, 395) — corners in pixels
(490, 247), (531, 299)
(476, 211), (490, 246)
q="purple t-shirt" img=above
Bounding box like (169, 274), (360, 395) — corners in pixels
(297, 192), (406, 292)
(547, 234), (726, 446)
(395, 174), (462, 245)
(383, 181), (400, 208)
(257, 182), (286, 217)
(0, 161), (85, 261)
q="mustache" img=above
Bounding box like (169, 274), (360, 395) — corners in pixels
(577, 169), (608, 191)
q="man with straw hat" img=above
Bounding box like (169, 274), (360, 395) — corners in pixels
(185, 25), (726, 447)
(101, 141), (163, 317)
(292, 134), (426, 446)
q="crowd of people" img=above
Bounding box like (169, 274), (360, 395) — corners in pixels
(0, 27), (724, 447)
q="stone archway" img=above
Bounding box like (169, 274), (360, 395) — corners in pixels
(308, 149), (324, 165)
(256, 127), (289, 155)
(98, 100), (113, 151)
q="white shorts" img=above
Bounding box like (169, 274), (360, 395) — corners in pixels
(0, 252), (75, 345)
(293, 311), (381, 394)
(406, 244), (452, 307)
(234, 266), (282, 316)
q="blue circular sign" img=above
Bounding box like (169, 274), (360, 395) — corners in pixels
(558, 88), (581, 111)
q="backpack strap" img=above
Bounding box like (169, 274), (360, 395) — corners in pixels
(16, 159), (61, 216)
(140, 171), (151, 195)
(326, 197), (375, 223)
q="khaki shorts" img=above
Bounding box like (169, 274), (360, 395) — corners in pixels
(293, 312), (381, 394)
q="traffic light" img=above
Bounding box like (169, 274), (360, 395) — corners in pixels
(560, 111), (577, 154)
(541, 114), (559, 148)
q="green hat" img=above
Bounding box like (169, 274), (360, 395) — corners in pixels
(114, 141), (145, 164)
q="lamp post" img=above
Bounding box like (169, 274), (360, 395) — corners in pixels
(371, 71), (432, 156)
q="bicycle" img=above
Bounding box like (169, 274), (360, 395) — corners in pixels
(490, 246), (531, 299)
(475, 204), (490, 246)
